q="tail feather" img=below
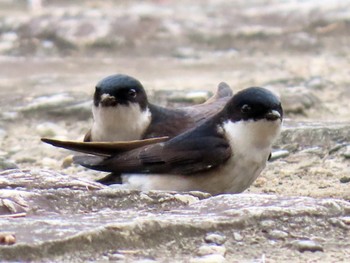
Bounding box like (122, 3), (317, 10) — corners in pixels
(204, 82), (233, 104)
(217, 82), (233, 98)
(41, 136), (169, 156)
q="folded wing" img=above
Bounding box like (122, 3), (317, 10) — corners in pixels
(74, 132), (231, 176)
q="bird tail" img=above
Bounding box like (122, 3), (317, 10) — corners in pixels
(204, 82), (233, 104)
(41, 136), (169, 156)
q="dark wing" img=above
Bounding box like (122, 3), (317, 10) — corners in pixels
(144, 83), (232, 139)
(41, 136), (169, 156)
(74, 132), (232, 176)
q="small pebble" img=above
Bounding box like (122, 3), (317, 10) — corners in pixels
(174, 194), (199, 205)
(291, 240), (324, 253)
(342, 146), (350, 158)
(328, 143), (347, 154)
(197, 244), (226, 256)
(340, 217), (350, 225)
(267, 230), (289, 240)
(0, 233), (16, 245)
(260, 220), (275, 229)
(190, 254), (226, 263)
(61, 155), (74, 168)
(204, 233), (226, 245)
(233, 232), (243, 241)
(269, 150), (290, 161)
(339, 177), (350, 184)
(305, 76), (332, 90)
(253, 177), (267, 188)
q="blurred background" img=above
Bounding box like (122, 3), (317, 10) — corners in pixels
(0, 0), (349, 197)
(0, 0), (349, 111)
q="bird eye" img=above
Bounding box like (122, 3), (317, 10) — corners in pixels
(128, 89), (137, 98)
(241, 104), (251, 113)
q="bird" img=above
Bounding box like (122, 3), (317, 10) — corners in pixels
(84, 74), (233, 142)
(42, 87), (283, 195)
(83, 74), (233, 185)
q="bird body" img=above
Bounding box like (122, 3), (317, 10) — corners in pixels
(121, 117), (280, 194)
(84, 74), (233, 142)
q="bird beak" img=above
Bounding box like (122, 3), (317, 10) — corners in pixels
(100, 94), (117, 107)
(265, 110), (282, 121)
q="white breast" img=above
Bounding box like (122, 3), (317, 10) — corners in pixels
(91, 104), (151, 142)
(122, 119), (282, 195)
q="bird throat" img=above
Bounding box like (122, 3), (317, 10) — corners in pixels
(91, 103), (151, 141)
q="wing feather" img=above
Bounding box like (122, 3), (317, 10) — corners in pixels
(75, 134), (232, 176)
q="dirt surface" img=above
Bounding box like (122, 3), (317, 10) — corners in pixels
(0, 0), (349, 262)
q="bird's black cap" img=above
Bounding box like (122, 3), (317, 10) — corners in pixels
(223, 87), (283, 122)
(94, 74), (148, 110)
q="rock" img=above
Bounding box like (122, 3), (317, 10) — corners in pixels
(18, 93), (91, 119)
(173, 193), (200, 205)
(0, 189), (31, 214)
(204, 233), (227, 245)
(340, 217), (350, 225)
(291, 240), (324, 253)
(0, 158), (18, 171)
(233, 232), (243, 241)
(253, 177), (267, 188)
(269, 150), (290, 161)
(0, 233), (16, 246)
(328, 143), (348, 154)
(20, 93), (75, 114)
(0, 169), (348, 262)
(61, 155), (74, 168)
(197, 244), (226, 256)
(339, 177), (350, 184)
(0, 169), (103, 190)
(305, 76), (335, 90)
(267, 230), (289, 240)
(342, 146), (350, 159)
(279, 87), (321, 115)
(276, 122), (350, 150)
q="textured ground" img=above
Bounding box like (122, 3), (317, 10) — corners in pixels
(0, 0), (349, 262)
